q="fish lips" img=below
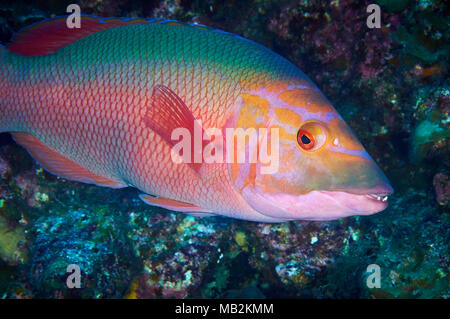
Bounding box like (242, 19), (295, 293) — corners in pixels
(242, 184), (393, 221)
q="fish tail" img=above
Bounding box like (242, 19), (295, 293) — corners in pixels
(0, 45), (8, 132)
(0, 45), (14, 133)
(0, 44), (6, 70)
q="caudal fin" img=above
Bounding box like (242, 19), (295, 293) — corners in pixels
(0, 44), (5, 64)
(0, 44), (6, 62)
(0, 45), (8, 132)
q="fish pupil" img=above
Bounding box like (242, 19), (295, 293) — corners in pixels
(301, 135), (311, 144)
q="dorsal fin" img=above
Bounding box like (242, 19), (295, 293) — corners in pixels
(7, 15), (152, 56)
(6, 15), (259, 57)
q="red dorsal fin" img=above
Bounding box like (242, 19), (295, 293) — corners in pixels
(12, 132), (126, 188)
(7, 16), (151, 56)
(143, 85), (208, 174)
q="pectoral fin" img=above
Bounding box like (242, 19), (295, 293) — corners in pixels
(143, 85), (207, 174)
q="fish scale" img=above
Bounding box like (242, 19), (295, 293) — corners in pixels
(1, 20), (294, 221)
(0, 17), (392, 222)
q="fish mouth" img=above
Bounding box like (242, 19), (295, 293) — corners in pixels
(359, 183), (393, 205)
(300, 188), (393, 220)
(333, 183), (393, 207)
(366, 193), (389, 202)
(242, 184), (394, 221)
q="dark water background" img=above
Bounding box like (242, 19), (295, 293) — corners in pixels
(0, 0), (448, 298)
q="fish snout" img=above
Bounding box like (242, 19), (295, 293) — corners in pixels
(334, 158), (394, 199)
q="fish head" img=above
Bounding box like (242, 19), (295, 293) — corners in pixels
(230, 82), (393, 221)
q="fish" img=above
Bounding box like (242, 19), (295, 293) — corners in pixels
(0, 16), (393, 222)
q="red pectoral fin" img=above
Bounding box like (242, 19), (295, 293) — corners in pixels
(12, 132), (126, 188)
(143, 85), (206, 173)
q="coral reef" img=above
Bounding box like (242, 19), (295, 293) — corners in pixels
(433, 173), (449, 207)
(0, 215), (27, 266)
(0, 0), (448, 299)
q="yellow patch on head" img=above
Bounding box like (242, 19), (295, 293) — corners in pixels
(265, 81), (289, 93)
(237, 94), (270, 128)
(242, 93), (270, 114)
(278, 89), (331, 114)
(271, 124), (296, 141)
(274, 108), (302, 128)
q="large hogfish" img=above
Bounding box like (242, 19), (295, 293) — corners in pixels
(0, 16), (392, 222)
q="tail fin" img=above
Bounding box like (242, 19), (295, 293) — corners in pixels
(0, 44), (6, 68)
(0, 44), (5, 62)
(0, 45), (6, 62)
(0, 44), (6, 84)
(0, 45), (8, 132)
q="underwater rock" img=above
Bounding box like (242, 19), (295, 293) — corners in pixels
(0, 215), (27, 265)
(0, 153), (11, 179)
(376, 0), (411, 13)
(250, 221), (349, 293)
(410, 87), (449, 164)
(411, 119), (449, 162)
(393, 26), (446, 64)
(23, 208), (140, 298)
(433, 173), (449, 206)
(366, 193), (449, 298)
(129, 214), (228, 298)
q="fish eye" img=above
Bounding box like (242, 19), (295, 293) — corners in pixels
(296, 122), (327, 151)
(297, 129), (315, 150)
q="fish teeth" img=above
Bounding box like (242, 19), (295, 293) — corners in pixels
(367, 194), (389, 202)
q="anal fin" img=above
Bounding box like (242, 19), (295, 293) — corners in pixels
(12, 132), (126, 188)
(139, 194), (215, 216)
